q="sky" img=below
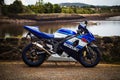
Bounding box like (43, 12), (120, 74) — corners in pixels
(4, 0), (120, 6)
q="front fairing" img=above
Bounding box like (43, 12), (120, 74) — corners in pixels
(62, 32), (96, 61)
(62, 30), (95, 52)
(77, 31), (95, 43)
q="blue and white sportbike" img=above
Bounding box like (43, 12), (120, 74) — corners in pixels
(22, 21), (101, 67)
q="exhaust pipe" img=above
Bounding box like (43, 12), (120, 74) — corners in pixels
(32, 42), (51, 55)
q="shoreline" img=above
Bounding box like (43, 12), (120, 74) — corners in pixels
(0, 13), (120, 24)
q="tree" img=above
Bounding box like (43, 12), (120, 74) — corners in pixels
(8, 0), (24, 14)
(0, 0), (5, 15)
(38, 0), (44, 5)
(72, 7), (77, 13)
(44, 2), (53, 13)
(53, 4), (61, 13)
(1, 5), (9, 15)
(35, 2), (45, 13)
(61, 7), (74, 13)
(28, 2), (45, 13)
(0, 0), (4, 6)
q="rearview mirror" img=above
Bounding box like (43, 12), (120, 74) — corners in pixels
(84, 20), (88, 28)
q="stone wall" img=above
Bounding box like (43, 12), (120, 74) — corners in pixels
(0, 36), (120, 63)
(95, 36), (120, 63)
(0, 38), (28, 60)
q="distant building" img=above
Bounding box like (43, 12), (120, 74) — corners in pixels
(90, 7), (101, 11)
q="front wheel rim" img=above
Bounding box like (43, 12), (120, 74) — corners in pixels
(81, 47), (98, 65)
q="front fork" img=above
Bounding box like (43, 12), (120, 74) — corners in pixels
(83, 43), (98, 58)
(83, 46), (90, 58)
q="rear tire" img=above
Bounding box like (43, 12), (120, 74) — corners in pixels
(79, 46), (101, 67)
(22, 43), (46, 67)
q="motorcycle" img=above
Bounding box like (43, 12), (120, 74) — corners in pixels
(22, 21), (101, 67)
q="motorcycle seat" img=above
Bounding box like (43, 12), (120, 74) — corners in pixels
(54, 38), (64, 41)
(24, 26), (54, 39)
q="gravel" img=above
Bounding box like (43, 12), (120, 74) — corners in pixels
(0, 61), (120, 80)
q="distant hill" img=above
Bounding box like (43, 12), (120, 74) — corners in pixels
(60, 3), (92, 7)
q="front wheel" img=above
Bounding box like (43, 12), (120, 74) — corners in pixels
(22, 43), (46, 67)
(79, 45), (101, 67)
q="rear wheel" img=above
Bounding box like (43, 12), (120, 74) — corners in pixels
(22, 43), (46, 67)
(79, 46), (101, 67)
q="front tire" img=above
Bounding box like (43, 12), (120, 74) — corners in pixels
(79, 46), (101, 67)
(22, 43), (46, 67)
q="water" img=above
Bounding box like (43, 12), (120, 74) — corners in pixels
(88, 21), (120, 36)
(0, 20), (120, 38)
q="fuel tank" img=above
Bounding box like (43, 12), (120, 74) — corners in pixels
(54, 28), (76, 38)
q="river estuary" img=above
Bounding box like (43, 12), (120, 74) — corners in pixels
(0, 16), (120, 38)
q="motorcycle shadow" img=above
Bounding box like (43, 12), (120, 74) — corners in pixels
(41, 61), (82, 68)
(23, 61), (84, 68)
